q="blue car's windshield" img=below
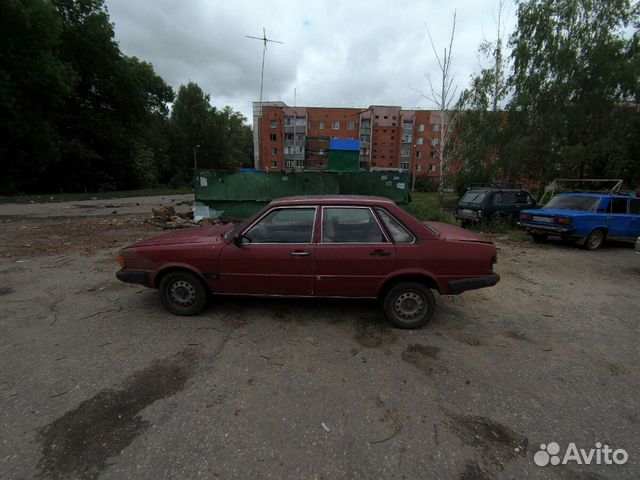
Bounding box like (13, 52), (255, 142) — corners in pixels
(545, 196), (599, 211)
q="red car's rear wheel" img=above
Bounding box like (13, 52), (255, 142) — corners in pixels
(383, 282), (435, 329)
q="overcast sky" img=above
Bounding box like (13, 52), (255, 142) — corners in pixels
(105, 0), (516, 123)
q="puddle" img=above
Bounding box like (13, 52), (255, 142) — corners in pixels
(38, 348), (200, 479)
(353, 317), (397, 348)
(401, 344), (441, 373)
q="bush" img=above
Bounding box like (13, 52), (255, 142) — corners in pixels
(413, 175), (438, 192)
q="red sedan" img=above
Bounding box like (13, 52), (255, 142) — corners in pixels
(117, 196), (499, 328)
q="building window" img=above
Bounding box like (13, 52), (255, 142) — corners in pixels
(416, 151), (422, 159)
(285, 160), (294, 168)
(270, 134), (277, 141)
(319, 148), (324, 155)
(271, 161), (277, 168)
(285, 133), (293, 141)
(383, 115), (388, 119)
(271, 147), (277, 155)
(417, 137), (424, 145)
(284, 116), (293, 126)
(401, 162), (409, 170)
(432, 123), (440, 132)
(416, 164), (421, 172)
(270, 120), (277, 128)
(296, 159), (304, 167)
(347, 122), (355, 130)
(429, 164), (436, 172)
(319, 121), (325, 130)
(332, 121), (340, 129)
(432, 138), (439, 146)
(418, 124), (425, 132)
(430, 150), (436, 158)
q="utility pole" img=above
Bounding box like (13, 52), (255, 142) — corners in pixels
(246, 28), (283, 170)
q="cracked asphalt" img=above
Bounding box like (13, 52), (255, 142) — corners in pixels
(0, 195), (638, 479)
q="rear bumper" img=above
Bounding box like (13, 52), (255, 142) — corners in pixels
(517, 222), (576, 236)
(448, 274), (500, 295)
(116, 269), (150, 286)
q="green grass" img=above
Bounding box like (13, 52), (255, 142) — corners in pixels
(403, 192), (457, 224)
(0, 187), (193, 204)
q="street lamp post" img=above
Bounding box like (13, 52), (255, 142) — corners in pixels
(193, 144), (201, 171)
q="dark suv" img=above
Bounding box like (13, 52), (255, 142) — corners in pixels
(455, 187), (538, 226)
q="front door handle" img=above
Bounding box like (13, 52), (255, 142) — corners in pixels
(290, 251), (309, 256)
(370, 250), (391, 256)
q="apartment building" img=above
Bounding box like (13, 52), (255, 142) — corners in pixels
(253, 102), (448, 179)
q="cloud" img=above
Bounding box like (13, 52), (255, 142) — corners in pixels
(105, 0), (516, 122)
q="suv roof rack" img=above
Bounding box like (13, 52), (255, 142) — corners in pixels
(468, 183), (523, 190)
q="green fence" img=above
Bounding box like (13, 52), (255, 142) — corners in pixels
(194, 170), (410, 219)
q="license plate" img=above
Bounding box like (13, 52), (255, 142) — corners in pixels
(460, 209), (476, 216)
(532, 215), (553, 223)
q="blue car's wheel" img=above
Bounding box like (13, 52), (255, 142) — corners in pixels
(585, 229), (605, 250)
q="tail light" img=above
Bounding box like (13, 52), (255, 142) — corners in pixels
(118, 254), (126, 268)
(520, 213), (531, 222)
(555, 217), (571, 225)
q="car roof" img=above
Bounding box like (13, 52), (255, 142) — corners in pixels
(269, 195), (396, 207)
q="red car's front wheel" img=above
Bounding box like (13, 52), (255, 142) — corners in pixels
(159, 271), (208, 316)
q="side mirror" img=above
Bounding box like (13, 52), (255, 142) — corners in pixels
(233, 235), (244, 247)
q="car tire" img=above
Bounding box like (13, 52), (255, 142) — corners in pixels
(584, 229), (606, 251)
(531, 233), (548, 243)
(159, 270), (208, 316)
(383, 282), (436, 329)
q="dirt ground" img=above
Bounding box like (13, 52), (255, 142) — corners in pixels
(1, 195), (638, 480)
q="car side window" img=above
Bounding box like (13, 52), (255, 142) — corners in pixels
(492, 193), (502, 205)
(244, 208), (316, 243)
(376, 209), (414, 243)
(515, 192), (529, 204)
(630, 199), (640, 215)
(322, 207), (387, 243)
(610, 198), (629, 214)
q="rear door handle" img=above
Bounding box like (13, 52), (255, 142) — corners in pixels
(370, 250), (391, 256)
(290, 251), (309, 256)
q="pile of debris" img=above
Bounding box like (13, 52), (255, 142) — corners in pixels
(146, 206), (226, 230)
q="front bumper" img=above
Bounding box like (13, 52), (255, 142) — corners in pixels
(448, 273), (500, 295)
(517, 222), (576, 236)
(116, 269), (150, 286)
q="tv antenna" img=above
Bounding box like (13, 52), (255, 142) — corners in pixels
(245, 28), (283, 109)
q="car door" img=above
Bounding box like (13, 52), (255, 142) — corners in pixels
(314, 206), (396, 297)
(606, 197), (632, 239)
(218, 206), (316, 295)
(629, 198), (640, 239)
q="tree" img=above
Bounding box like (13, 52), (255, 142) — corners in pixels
(168, 82), (252, 185)
(422, 11), (458, 207)
(508, 0), (640, 191)
(452, 0), (511, 192)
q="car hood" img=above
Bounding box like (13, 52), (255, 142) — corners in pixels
(521, 208), (594, 216)
(129, 224), (234, 248)
(424, 221), (493, 243)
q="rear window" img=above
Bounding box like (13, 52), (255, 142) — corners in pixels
(460, 191), (486, 205)
(545, 196), (599, 211)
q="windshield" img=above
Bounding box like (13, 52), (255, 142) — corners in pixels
(545, 195), (600, 211)
(460, 191), (487, 204)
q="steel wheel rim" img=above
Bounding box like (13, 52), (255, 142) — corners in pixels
(394, 291), (425, 319)
(590, 231), (603, 248)
(169, 280), (197, 307)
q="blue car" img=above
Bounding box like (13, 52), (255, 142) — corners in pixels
(518, 193), (640, 250)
